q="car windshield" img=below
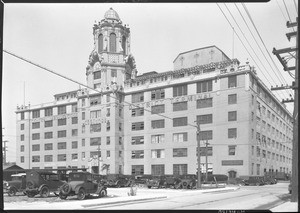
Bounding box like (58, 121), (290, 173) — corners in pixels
(69, 173), (84, 181)
(41, 174), (59, 181)
(11, 177), (22, 181)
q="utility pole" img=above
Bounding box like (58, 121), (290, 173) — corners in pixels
(272, 17), (298, 203)
(97, 142), (101, 175)
(205, 140), (210, 182)
(195, 121), (201, 189)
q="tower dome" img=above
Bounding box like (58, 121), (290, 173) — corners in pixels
(104, 8), (120, 21)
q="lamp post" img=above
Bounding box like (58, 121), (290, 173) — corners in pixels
(205, 140), (210, 182)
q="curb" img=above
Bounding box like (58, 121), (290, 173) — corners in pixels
(81, 196), (167, 208)
(201, 187), (240, 194)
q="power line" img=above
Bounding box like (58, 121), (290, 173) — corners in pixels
(293, 0), (298, 14)
(282, 0), (293, 23)
(241, 3), (294, 98)
(276, 0), (289, 23)
(225, 3), (291, 101)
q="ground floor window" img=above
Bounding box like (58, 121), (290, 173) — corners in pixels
(228, 170), (237, 178)
(132, 165), (144, 175)
(151, 164), (165, 175)
(173, 164), (187, 175)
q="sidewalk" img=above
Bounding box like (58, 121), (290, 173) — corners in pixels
(270, 201), (298, 212)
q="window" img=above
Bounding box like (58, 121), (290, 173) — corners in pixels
(58, 142), (67, 149)
(98, 34), (103, 52)
(82, 125), (85, 133)
(151, 134), (165, 144)
(106, 95), (110, 103)
(72, 129), (78, 136)
(32, 156), (40, 162)
(44, 155), (53, 162)
(257, 164), (260, 175)
(94, 83), (101, 89)
(173, 102), (187, 111)
(90, 137), (101, 146)
(32, 110), (40, 118)
(197, 98), (213, 108)
(90, 95), (101, 106)
(82, 98), (85, 107)
(32, 144), (40, 151)
(72, 154), (78, 161)
(21, 134), (24, 141)
(173, 148), (187, 157)
(132, 165), (144, 175)
(106, 121), (110, 131)
(228, 94), (237, 104)
(107, 150), (111, 158)
(20, 145), (24, 152)
(90, 124), (101, 133)
(107, 108), (110, 117)
(131, 136), (144, 145)
(151, 165), (165, 175)
(132, 107), (144, 117)
(152, 119), (165, 129)
(57, 154), (66, 162)
(44, 143), (53, 150)
(197, 80), (212, 93)
(82, 152), (85, 160)
(57, 106), (66, 115)
(132, 122), (144, 131)
(32, 122), (40, 129)
(173, 132), (188, 143)
(151, 105), (165, 114)
(109, 33), (116, 52)
(228, 111), (237, 121)
(119, 136), (122, 145)
(131, 150), (144, 159)
(82, 139), (85, 147)
(20, 123), (24, 130)
(20, 156), (24, 163)
(173, 117), (188, 127)
(72, 141), (78, 149)
(132, 92), (144, 103)
(199, 147), (213, 156)
(58, 130), (66, 138)
(45, 120), (53, 127)
(228, 145), (236, 155)
(173, 164), (188, 175)
(228, 128), (237, 138)
(106, 136), (110, 145)
(197, 114), (213, 124)
(71, 104), (77, 113)
(72, 117), (78, 124)
(173, 84), (187, 97)
(32, 133), (40, 140)
(58, 118), (67, 126)
(21, 112), (25, 120)
(198, 130), (213, 140)
(228, 75), (237, 88)
(151, 89), (165, 100)
(111, 69), (117, 78)
(44, 132), (53, 139)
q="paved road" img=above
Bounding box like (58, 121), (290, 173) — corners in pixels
(86, 182), (290, 210)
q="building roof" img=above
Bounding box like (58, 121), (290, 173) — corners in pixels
(173, 45), (231, 63)
(3, 164), (24, 171)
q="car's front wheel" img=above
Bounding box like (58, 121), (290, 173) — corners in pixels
(99, 189), (107, 198)
(8, 188), (17, 196)
(77, 188), (86, 200)
(27, 192), (36, 198)
(40, 186), (50, 198)
(59, 192), (68, 200)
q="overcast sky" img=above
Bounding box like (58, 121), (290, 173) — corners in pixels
(2, 2), (298, 163)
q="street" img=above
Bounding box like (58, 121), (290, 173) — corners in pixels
(85, 182), (290, 210)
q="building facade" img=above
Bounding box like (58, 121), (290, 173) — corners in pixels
(15, 8), (293, 178)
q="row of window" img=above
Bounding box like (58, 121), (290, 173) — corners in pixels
(132, 164), (190, 176)
(131, 113), (237, 131)
(131, 77), (237, 103)
(251, 146), (292, 164)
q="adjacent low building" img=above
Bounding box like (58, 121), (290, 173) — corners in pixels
(15, 8), (293, 179)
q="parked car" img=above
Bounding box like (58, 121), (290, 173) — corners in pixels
(25, 170), (66, 198)
(146, 176), (166, 189)
(58, 171), (107, 200)
(239, 176), (265, 186)
(4, 173), (27, 196)
(132, 175), (153, 186)
(264, 176), (277, 185)
(105, 174), (133, 188)
(163, 175), (182, 189)
(176, 175), (197, 189)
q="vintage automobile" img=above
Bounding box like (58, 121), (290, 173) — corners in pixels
(163, 176), (182, 189)
(239, 176), (265, 186)
(58, 171), (107, 200)
(146, 176), (166, 189)
(25, 170), (66, 198)
(264, 176), (277, 185)
(132, 175), (153, 187)
(105, 174), (133, 188)
(4, 173), (27, 196)
(176, 175), (197, 189)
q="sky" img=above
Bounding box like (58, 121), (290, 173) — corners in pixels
(2, 1), (298, 163)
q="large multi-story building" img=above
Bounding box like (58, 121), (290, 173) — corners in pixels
(15, 8), (293, 179)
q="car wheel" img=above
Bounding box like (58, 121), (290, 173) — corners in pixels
(182, 181), (188, 189)
(59, 192), (68, 200)
(26, 181), (34, 189)
(77, 188), (86, 200)
(27, 192), (36, 198)
(40, 186), (50, 198)
(61, 183), (71, 195)
(99, 189), (107, 198)
(8, 188), (17, 196)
